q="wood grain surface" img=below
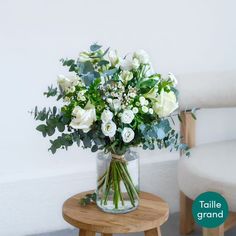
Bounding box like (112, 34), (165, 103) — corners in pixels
(62, 191), (169, 234)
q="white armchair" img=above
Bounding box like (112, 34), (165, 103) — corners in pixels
(177, 71), (236, 236)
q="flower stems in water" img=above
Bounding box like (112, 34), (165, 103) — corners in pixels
(98, 157), (139, 209)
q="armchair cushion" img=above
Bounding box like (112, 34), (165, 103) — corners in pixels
(178, 140), (236, 211)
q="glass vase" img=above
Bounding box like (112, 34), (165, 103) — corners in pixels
(96, 150), (139, 214)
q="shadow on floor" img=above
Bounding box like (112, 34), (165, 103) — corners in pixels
(31, 212), (236, 236)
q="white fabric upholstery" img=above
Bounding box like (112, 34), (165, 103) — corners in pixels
(178, 140), (236, 211)
(177, 71), (236, 109)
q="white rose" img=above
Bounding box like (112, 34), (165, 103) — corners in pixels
(120, 70), (133, 83)
(153, 90), (178, 117)
(108, 50), (119, 66)
(120, 58), (133, 71)
(70, 102), (96, 133)
(101, 121), (117, 137)
(168, 72), (178, 86)
(133, 49), (149, 64)
(132, 58), (140, 70)
(121, 110), (135, 124)
(122, 127), (135, 143)
(101, 109), (113, 123)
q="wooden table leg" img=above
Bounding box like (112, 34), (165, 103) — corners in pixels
(79, 229), (96, 236)
(203, 225), (224, 236)
(145, 227), (161, 236)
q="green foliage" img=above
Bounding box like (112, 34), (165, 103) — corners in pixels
(79, 192), (96, 206)
(33, 43), (190, 156)
(138, 78), (158, 93)
(34, 106), (66, 140)
(44, 85), (57, 97)
(90, 43), (102, 52)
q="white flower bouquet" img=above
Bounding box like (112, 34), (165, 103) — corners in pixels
(34, 44), (188, 213)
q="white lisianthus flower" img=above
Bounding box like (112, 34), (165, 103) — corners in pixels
(108, 50), (119, 66)
(101, 109), (113, 123)
(122, 127), (135, 143)
(132, 107), (139, 114)
(168, 72), (178, 86)
(132, 58), (140, 70)
(120, 70), (133, 83)
(133, 50), (149, 64)
(153, 90), (178, 117)
(142, 106), (148, 113)
(101, 121), (117, 138)
(70, 102), (96, 133)
(121, 110), (135, 124)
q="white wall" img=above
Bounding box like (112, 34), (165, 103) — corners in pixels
(0, 0), (236, 187)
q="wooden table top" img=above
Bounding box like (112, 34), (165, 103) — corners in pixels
(62, 191), (169, 234)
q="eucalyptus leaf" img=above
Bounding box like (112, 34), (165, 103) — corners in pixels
(90, 44), (102, 52)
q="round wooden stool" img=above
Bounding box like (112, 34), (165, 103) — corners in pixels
(62, 191), (169, 236)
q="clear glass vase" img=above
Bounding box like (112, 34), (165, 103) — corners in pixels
(96, 150), (139, 214)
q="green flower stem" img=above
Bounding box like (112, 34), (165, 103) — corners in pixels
(98, 157), (139, 209)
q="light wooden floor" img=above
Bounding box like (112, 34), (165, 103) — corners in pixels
(31, 213), (236, 236)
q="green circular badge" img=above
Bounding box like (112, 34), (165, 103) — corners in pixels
(192, 191), (229, 228)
